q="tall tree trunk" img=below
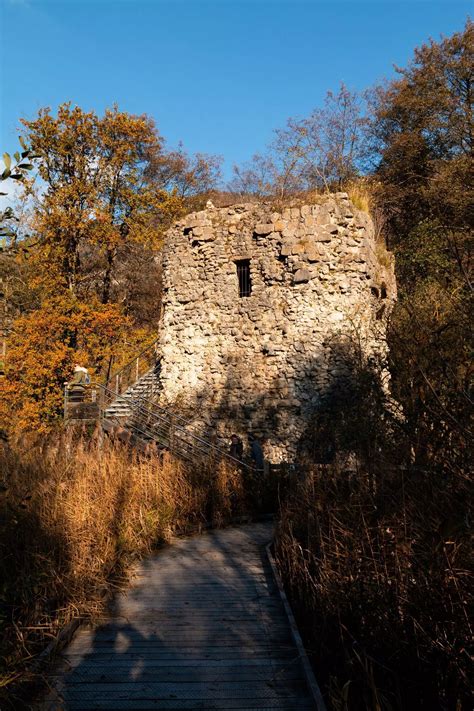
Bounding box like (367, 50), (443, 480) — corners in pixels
(102, 245), (116, 304)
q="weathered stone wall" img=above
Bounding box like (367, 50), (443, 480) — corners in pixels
(158, 194), (396, 461)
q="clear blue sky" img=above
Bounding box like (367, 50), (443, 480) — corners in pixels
(0, 0), (471, 179)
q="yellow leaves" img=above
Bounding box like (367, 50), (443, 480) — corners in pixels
(21, 103), (177, 296)
(100, 106), (162, 158)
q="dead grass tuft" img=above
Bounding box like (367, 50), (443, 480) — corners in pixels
(347, 178), (374, 214)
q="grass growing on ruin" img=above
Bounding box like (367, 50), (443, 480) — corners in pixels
(346, 179), (374, 214)
(0, 432), (248, 707)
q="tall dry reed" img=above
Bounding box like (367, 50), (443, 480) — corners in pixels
(0, 430), (248, 705)
(273, 333), (471, 711)
(275, 460), (471, 711)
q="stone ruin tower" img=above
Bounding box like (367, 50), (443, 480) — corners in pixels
(157, 193), (396, 462)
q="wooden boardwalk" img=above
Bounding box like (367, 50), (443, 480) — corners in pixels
(45, 522), (316, 710)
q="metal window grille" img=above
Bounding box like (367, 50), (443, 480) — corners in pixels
(236, 259), (251, 297)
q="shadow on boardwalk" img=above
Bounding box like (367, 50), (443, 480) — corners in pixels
(44, 523), (316, 710)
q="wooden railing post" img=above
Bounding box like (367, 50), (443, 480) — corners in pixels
(96, 385), (104, 418)
(63, 384), (69, 420)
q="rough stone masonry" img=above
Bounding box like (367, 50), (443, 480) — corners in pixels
(157, 193), (396, 462)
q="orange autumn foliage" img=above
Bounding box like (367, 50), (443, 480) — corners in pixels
(1, 105), (190, 435)
(2, 103), (222, 435)
(1, 296), (130, 434)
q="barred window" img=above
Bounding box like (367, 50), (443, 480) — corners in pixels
(235, 259), (251, 297)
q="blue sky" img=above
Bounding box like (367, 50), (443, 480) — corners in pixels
(0, 0), (471, 179)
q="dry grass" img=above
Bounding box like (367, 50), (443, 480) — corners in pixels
(271, 334), (471, 710)
(374, 239), (393, 270)
(0, 431), (249, 705)
(275, 462), (471, 710)
(346, 179), (373, 214)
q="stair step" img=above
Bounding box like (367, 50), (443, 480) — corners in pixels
(101, 364), (241, 466)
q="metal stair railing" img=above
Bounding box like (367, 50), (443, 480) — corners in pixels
(64, 339), (249, 469)
(104, 338), (160, 397)
(129, 402), (236, 464)
(98, 384), (250, 469)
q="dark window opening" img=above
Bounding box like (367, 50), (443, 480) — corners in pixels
(191, 240), (199, 248)
(370, 286), (379, 298)
(236, 259), (252, 297)
(381, 283), (387, 299)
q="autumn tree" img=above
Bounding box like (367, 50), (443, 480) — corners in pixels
(0, 140), (39, 382)
(1, 297), (130, 433)
(369, 18), (473, 245)
(369, 19), (473, 473)
(231, 83), (367, 198)
(1, 103), (222, 434)
(19, 104), (222, 314)
(20, 104), (182, 304)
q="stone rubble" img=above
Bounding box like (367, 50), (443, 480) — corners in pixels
(157, 194), (396, 462)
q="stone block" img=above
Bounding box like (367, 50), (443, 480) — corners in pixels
(313, 230), (333, 243)
(291, 242), (305, 255)
(314, 207), (331, 224)
(192, 226), (215, 241)
(184, 212), (210, 229)
(293, 269), (310, 284)
(306, 249), (320, 262)
(254, 223), (273, 235)
(272, 220), (284, 232)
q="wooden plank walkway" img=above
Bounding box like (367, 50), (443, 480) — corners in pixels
(44, 522), (316, 710)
